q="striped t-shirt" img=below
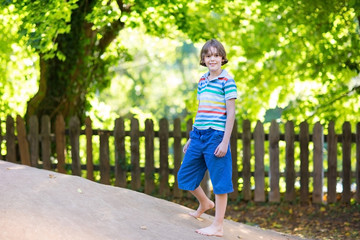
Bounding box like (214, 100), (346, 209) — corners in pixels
(193, 70), (237, 131)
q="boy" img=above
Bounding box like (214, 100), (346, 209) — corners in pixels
(177, 39), (237, 237)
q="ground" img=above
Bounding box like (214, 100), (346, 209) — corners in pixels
(172, 197), (360, 240)
(0, 160), (303, 240)
(2, 160), (358, 240)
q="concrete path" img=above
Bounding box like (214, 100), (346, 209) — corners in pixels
(0, 160), (305, 240)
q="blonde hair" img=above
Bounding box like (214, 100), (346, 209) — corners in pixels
(199, 39), (228, 66)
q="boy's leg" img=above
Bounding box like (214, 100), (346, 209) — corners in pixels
(196, 193), (227, 237)
(189, 186), (215, 218)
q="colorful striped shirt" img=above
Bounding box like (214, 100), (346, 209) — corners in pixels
(193, 70), (237, 131)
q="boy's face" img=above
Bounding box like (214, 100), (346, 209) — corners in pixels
(204, 47), (223, 73)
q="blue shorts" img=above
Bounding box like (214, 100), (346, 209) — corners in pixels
(177, 128), (233, 195)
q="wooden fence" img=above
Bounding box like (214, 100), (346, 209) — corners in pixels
(1, 114), (360, 204)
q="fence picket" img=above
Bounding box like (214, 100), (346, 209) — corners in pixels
(269, 120), (280, 203)
(313, 122), (324, 204)
(0, 118), (3, 159)
(41, 115), (51, 170)
(230, 120), (238, 200)
(69, 116), (81, 176)
(99, 130), (110, 185)
(254, 120), (265, 202)
(145, 119), (155, 194)
(159, 118), (170, 196)
(55, 114), (66, 173)
(285, 121), (295, 201)
(356, 123), (360, 202)
(299, 121), (309, 203)
(114, 118), (127, 187)
(28, 115), (39, 167)
(16, 115), (30, 166)
(173, 118), (182, 198)
(85, 117), (94, 180)
(130, 118), (141, 190)
(327, 121), (337, 203)
(243, 120), (252, 201)
(6, 115), (16, 163)
(342, 122), (351, 203)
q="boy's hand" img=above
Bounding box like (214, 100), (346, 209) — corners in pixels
(214, 141), (228, 157)
(183, 139), (191, 153)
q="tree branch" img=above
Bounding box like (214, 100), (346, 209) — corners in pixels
(96, 0), (132, 54)
(116, 0), (132, 13)
(306, 84), (360, 120)
(98, 19), (125, 54)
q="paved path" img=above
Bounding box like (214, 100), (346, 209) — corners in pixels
(0, 160), (306, 240)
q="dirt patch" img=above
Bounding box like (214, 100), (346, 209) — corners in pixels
(172, 197), (360, 240)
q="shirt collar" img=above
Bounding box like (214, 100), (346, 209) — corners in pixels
(205, 69), (227, 81)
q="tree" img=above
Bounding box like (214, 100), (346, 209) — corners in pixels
(2, 0), (359, 130)
(2, 0), (191, 123)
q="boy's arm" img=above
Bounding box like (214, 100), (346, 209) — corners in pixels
(183, 139), (191, 153)
(214, 98), (236, 157)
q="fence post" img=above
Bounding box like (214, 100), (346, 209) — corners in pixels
(230, 120), (238, 200)
(0, 118), (3, 159)
(130, 118), (141, 190)
(41, 115), (51, 170)
(285, 121), (295, 202)
(327, 121), (337, 203)
(269, 120), (280, 203)
(313, 122), (324, 204)
(28, 115), (39, 167)
(254, 120), (265, 202)
(16, 115), (30, 166)
(299, 121), (309, 203)
(242, 120), (252, 201)
(114, 118), (127, 187)
(55, 114), (66, 173)
(69, 116), (81, 176)
(99, 130), (110, 185)
(173, 118), (182, 198)
(145, 119), (155, 195)
(6, 115), (16, 163)
(85, 117), (94, 180)
(159, 118), (170, 196)
(356, 122), (360, 202)
(342, 122), (351, 203)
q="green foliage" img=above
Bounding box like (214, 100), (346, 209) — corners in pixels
(0, 5), (38, 119)
(3, 0), (79, 60)
(182, 0), (360, 130)
(0, 0), (210, 124)
(93, 28), (199, 129)
(0, 0), (359, 131)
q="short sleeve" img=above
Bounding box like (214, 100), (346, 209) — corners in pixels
(224, 78), (237, 100)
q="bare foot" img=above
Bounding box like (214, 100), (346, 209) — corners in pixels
(188, 200), (215, 219)
(196, 224), (223, 237)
